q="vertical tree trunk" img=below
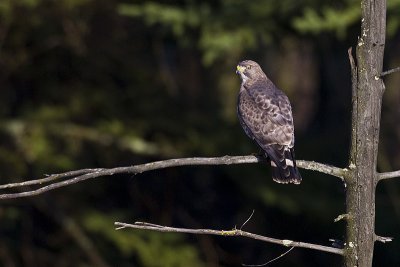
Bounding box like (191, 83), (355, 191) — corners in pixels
(346, 0), (386, 266)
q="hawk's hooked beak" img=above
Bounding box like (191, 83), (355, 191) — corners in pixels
(236, 65), (245, 75)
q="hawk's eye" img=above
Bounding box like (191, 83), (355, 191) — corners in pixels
(246, 65), (251, 70)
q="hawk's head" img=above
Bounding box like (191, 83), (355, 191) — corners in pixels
(236, 60), (267, 84)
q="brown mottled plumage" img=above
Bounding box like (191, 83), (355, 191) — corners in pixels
(236, 60), (301, 184)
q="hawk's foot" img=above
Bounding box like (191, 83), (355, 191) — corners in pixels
(252, 149), (267, 159)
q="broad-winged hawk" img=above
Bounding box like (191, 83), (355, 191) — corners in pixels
(236, 60), (302, 184)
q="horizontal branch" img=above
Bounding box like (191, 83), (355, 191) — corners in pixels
(380, 66), (400, 77)
(375, 234), (393, 243)
(378, 170), (400, 181)
(115, 221), (343, 255)
(297, 160), (345, 179)
(0, 169), (102, 189)
(0, 155), (345, 200)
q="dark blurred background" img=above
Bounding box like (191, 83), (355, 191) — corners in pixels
(0, 0), (399, 266)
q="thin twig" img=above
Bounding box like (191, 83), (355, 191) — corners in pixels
(0, 155), (345, 200)
(378, 170), (400, 181)
(114, 221), (343, 255)
(0, 167), (133, 200)
(240, 210), (255, 230)
(242, 247), (294, 267)
(380, 66), (400, 77)
(0, 169), (103, 189)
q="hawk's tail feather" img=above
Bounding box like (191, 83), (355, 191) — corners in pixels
(266, 145), (302, 184)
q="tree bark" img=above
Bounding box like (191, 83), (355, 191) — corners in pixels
(346, 0), (386, 266)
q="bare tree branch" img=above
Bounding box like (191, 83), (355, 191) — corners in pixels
(114, 221), (344, 255)
(380, 66), (400, 77)
(378, 170), (400, 181)
(0, 155), (345, 200)
(374, 234), (393, 243)
(0, 169), (103, 189)
(297, 160), (345, 179)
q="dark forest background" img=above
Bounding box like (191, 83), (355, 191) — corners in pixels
(1, 0), (400, 266)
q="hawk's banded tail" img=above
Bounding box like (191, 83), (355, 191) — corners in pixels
(265, 145), (302, 184)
